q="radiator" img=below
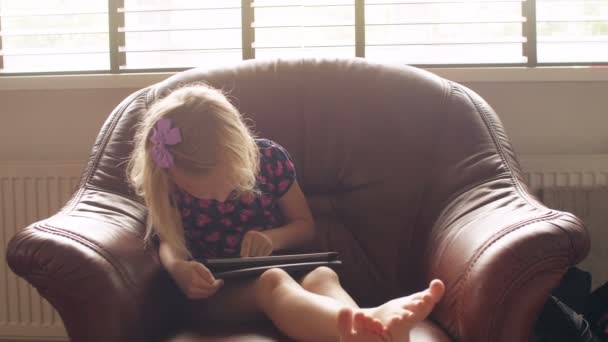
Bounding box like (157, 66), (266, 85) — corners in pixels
(1, 156), (608, 340)
(520, 154), (608, 194)
(0, 163), (81, 341)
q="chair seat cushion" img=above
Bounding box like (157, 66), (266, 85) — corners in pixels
(166, 318), (452, 341)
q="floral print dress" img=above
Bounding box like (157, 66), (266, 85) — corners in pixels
(172, 139), (296, 259)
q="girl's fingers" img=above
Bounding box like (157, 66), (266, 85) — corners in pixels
(211, 279), (224, 291)
(188, 281), (222, 299)
(263, 243), (273, 256)
(251, 235), (264, 256)
(249, 236), (260, 256)
(192, 262), (215, 284)
(247, 231), (272, 257)
(191, 275), (212, 289)
(241, 230), (273, 257)
(240, 234), (251, 257)
(191, 278), (223, 295)
(255, 232), (272, 256)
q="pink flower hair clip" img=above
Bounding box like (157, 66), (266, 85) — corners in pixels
(150, 118), (182, 169)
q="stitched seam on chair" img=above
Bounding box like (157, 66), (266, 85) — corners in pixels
(30, 267), (143, 341)
(415, 76), (453, 279)
(547, 219), (579, 263)
(64, 88), (151, 214)
(561, 211), (587, 261)
(432, 172), (513, 224)
(455, 211), (565, 337)
(84, 184), (144, 204)
(488, 257), (570, 341)
(458, 84), (541, 211)
(447, 83), (585, 339)
(80, 88), (147, 189)
(458, 82), (587, 294)
(33, 222), (139, 296)
(297, 58), (309, 190)
(429, 173), (518, 280)
(458, 211), (561, 283)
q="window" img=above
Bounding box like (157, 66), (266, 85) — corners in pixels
(537, 0), (608, 63)
(253, 0), (355, 59)
(0, 0), (606, 74)
(365, 0), (526, 64)
(0, 0), (109, 72)
(121, 0), (243, 69)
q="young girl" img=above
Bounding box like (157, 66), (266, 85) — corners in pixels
(128, 83), (445, 342)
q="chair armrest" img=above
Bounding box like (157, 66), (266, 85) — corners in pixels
(6, 189), (185, 342)
(426, 180), (589, 342)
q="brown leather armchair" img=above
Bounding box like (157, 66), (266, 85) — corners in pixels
(7, 58), (589, 342)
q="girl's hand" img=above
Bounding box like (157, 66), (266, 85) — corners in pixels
(240, 230), (273, 257)
(167, 260), (223, 299)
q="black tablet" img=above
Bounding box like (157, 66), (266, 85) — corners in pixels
(199, 252), (341, 279)
(201, 252), (339, 272)
(213, 260), (343, 279)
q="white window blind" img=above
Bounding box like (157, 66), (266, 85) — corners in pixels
(121, 0), (242, 69)
(252, 0), (355, 59)
(0, 0), (109, 73)
(365, 0), (526, 65)
(537, 0), (608, 63)
(0, 0), (605, 74)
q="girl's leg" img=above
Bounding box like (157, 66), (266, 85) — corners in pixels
(256, 268), (445, 342)
(298, 266), (358, 308)
(298, 267), (389, 339)
(190, 267), (445, 342)
(298, 267), (451, 341)
(190, 267), (383, 340)
(189, 266), (356, 324)
(255, 268), (357, 341)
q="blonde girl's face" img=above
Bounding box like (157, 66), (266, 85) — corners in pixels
(169, 163), (237, 202)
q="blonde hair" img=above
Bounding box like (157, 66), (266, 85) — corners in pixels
(128, 83), (259, 257)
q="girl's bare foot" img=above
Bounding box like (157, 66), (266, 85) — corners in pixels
(362, 279), (446, 341)
(337, 307), (388, 342)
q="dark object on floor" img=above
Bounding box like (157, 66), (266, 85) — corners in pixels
(554, 267), (592, 313)
(534, 295), (600, 342)
(534, 267), (608, 342)
(587, 281), (608, 340)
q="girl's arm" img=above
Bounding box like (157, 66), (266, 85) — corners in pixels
(159, 239), (223, 299)
(263, 180), (316, 251)
(158, 240), (188, 272)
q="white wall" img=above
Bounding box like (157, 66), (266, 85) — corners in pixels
(0, 72), (606, 163)
(0, 88), (137, 162)
(464, 81), (608, 155)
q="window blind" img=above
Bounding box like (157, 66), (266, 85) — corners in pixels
(252, 0), (356, 59)
(364, 0), (527, 65)
(0, 0), (605, 75)
(120, 0), (243, 69)
(0, 0), (109, 73)
(536, 0), (608, 63)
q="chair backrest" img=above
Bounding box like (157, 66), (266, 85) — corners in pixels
(81, 58), (524, 306)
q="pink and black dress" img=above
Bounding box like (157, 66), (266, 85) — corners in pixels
(172, 139), (296, 259)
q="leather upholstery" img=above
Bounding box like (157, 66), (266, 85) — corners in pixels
(7, 58), (589, 341)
